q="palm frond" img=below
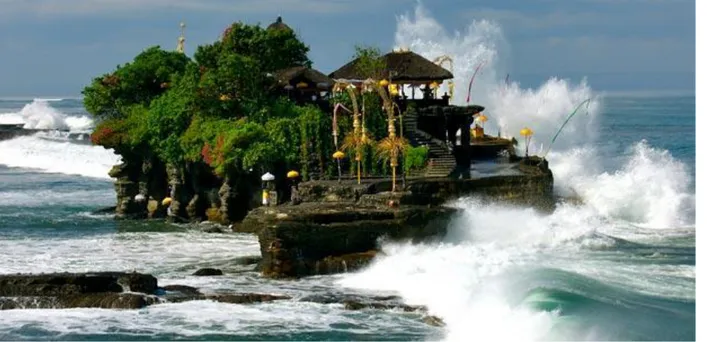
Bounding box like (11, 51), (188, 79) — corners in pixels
(375, 136), (409, 165)
(341, 130), (374, 160)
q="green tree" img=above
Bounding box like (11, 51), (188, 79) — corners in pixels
(195, 22), (311, 73)
(82, 46), (190, 119)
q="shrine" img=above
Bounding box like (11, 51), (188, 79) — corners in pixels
(329, 48), (515, 178)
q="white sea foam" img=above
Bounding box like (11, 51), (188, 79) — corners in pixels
(0, 229), (430, 339)
(0, 300), (428, 340)
(337, 4), (695, 341)
(0, 99), (93, 131)
(0, 231), (260, 276)
(0, 135), (120, 179)
(0, 3), (694, 341)
(551, 141), (694, 228)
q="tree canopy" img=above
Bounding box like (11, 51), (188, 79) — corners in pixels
(85, 21), (426, 182)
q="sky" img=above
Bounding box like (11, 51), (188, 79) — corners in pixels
(0, 0), (695, 97)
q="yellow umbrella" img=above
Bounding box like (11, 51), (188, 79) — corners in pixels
(296, 81), (308, 89)
(287, 170), (300, 179)
(379, 79), (389, 87)
(332, 151), (345, 159)
(476, 113), (488, 130)
(332, 151), (345, 182)
(162, 197), (172, 206)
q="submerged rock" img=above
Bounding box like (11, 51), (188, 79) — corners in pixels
(0, 272), (161, 310)
(161, 285), (203, 296)
(0, 293), (158, 310)
(192, 268), (223, 276)
(298, 292), (444, 327)
(0, 272), (158, 296)
(206, 293), (291, 304)
(0, 272), (294, 310)
(342, 300), (425, 312)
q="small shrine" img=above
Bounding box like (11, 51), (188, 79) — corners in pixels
(271, 66), (333, 110)
(328, 48), (454, 110)
(329, 48), (514, 177)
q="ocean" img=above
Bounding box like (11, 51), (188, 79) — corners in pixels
(0, 7), (696, 341)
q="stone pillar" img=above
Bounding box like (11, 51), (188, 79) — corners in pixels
(166, 163), (190, 221)
(108, 162), (141, 219)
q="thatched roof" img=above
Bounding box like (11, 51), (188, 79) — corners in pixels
(328, 50), (454, 82)
(272, 66), (333, 88)
(267, 16), (292, 32)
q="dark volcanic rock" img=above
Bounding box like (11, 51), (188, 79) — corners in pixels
(0, 272), (158, 296)
(243, 166), (553, 279)
(300, 293), (403, 305)
(192, 268), (223, 276)
(0, 272), (293, 311)
(342, 300), (426, 312)
(299, 293), (444, 327)
(60, 293), (158, 309)
(160, 292), (291, 305)
(206, 293), (291, 304)
(0, 293), (158, 310)
(252, 201), (457, 279)
(161, 285), (203, 296)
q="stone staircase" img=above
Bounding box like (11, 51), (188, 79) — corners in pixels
(402, 111), (456, 178)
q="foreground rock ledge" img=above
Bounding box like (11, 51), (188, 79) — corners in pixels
(0, 272), (292, 310)
(242, 159), (553, 279)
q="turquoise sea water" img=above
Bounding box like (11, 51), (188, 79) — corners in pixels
(0, 93), (695, 341)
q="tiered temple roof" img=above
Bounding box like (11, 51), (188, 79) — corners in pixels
(271, 66), (333, 89)
(328, 49), (453, 83)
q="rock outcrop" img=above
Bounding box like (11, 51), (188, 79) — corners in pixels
(0, 272), (290, 310)
(0, 272), (159, 310)
(241, 158), (553, 279)
(192, 268), (223, 276)
(108, 152), (261, 224)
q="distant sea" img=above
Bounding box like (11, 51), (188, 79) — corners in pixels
(0, 92), (695, 341)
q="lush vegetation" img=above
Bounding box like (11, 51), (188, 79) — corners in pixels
(84, 23), (426, 185)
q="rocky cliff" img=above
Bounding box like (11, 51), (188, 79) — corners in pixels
(240, 156), (554, 278)
(108, 155), (260, 224)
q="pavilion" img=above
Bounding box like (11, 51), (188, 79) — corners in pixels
(271, 66), (334, 109)
(328, 48), (455, 109)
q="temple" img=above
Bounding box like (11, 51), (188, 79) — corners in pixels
(265, 16), (516, 179)
(328, 47), (515, 178)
